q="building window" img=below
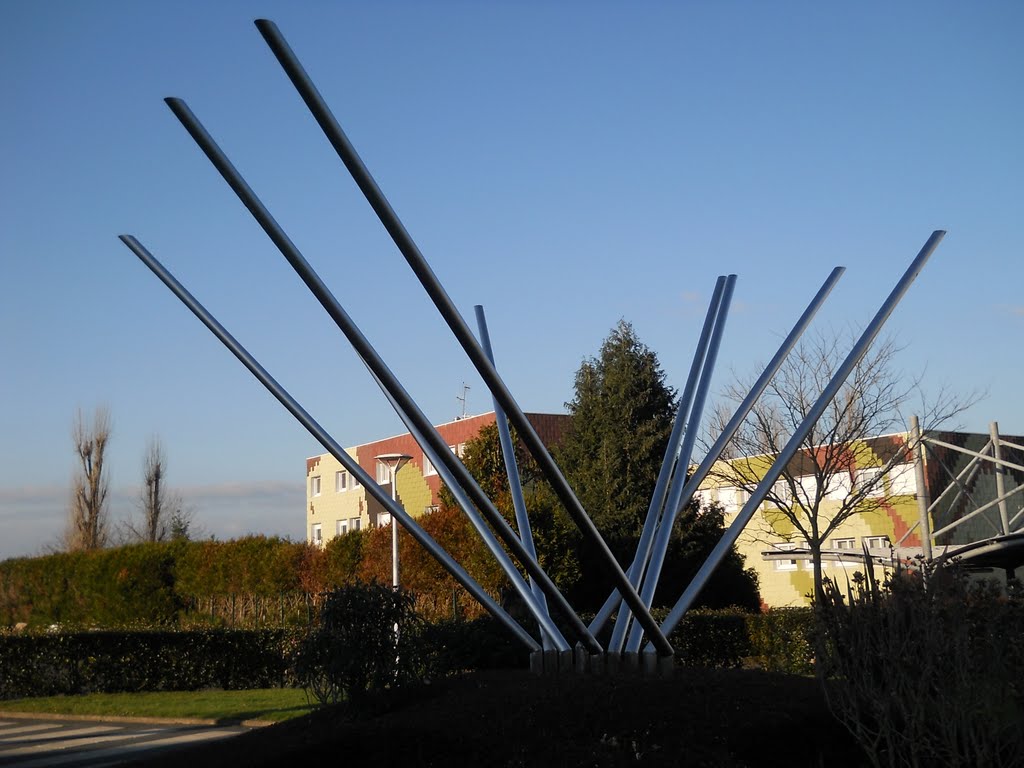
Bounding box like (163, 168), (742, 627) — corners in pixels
(824, 472), (853, 501)
(864, 535), (890, 549)
(796, 475), (818, 501)
(376, 462), (391, 485)
(772, 542), (798, 571)
(723, 487), (747, 514)
(771, 479), (792, 505)
(857, 467), (886, 498)
(336, 471), (348, 492)
(336, 519), (347, 535)
(350, 517), (361, 532)
(311, 523), (323, 546)
(423, 453), (437, 476)
(833, 537), (856, 566)
(887, 464), (916, 497)
(310, 476), (321, 497)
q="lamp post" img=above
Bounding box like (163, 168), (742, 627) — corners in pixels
(376, 453), (412, 589)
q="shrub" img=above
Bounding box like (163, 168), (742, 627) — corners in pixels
(817, 564), (1024, 768)
(420, 615), (525, 674)
(747, 607), (815, 674)
(294, 583), (427, 707)
(672, 608), (752, 668)
(0, 628), (298, 699)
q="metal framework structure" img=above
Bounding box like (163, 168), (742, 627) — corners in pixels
(120, 18), (948, 670)
(760, 419), (1024, 578)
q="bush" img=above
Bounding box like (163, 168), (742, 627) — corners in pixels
(0, 628), (299, 699)
(420, 615), (525, 674)
(294, 583), (427, 707)
(671, 608), (752, 668)
(747, 607), (815, 674)
(818, 564), (1024, 768)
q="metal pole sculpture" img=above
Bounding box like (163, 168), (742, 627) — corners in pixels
(646, 230), (946, 655)
(120, 16), (949, 669)
(590, 267), (844, 639)
(475, 305), (555, 651)
(253, 18), (673, 657)
(363, 364), (572, 652)
(119, 235), (540, 653)
(606, 275), (734, 653)
(621, 274), (736, 652)
(162, 97), (601, 653)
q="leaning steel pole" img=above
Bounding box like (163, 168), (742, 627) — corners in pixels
(254, 18), (673, 657)
(163, 98), (601, 653)
(647, 231), (946, 653)
(475, 305), (554, 650)
(119, 234), (540, 653)
(603, 276), (729, 651)
(363, 362), (570, 651)
(624, 274), (735, 652)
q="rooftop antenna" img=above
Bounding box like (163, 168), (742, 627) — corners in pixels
(456, 382), (470, 420)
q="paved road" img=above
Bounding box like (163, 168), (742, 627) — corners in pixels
(0, 717), (252, 767)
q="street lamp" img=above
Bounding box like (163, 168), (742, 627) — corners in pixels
(375, 453), (412, 589)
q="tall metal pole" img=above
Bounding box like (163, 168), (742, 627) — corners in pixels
(254, 18), (673, 657)
(163, 97), (602, 653)
(365, 365), (571, 651)
(119, 234), (540, 653)
(647, 231), (946, 653)
(604, 276), (730, 652)
(911, 415), (933, 559)
(590, 267), (844, 638)
(624, 274), (736, 652)
(991, 421), (1011, 536)
(475, 305), (554, 650)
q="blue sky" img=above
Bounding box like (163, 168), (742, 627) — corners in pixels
(1, 1), (1021, 560)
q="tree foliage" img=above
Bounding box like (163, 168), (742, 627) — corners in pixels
(294, 583), (426, 706)
(555, 320), (760, 611)
(559, 320), (677, 557)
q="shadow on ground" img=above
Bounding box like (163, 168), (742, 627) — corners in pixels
(129, 668), (867, 767)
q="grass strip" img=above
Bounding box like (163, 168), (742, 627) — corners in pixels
(0, 688), (316, 723)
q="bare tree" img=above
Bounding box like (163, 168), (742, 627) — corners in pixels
(706, 331), (976, 604)
(126, 436), (193, 542)
(66, 407), (112, 551)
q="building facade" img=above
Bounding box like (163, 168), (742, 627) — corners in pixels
(305, 411), (570, 548)
(696, 429), (1024, 607)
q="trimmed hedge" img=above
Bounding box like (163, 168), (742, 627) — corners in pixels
(0, 629), (299, 699)
(0, 537), (369, 629)
(747, 607), (815, 675)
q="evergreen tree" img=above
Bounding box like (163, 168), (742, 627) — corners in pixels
(558, 320), (676, 565)
(558, 320), (759, 611)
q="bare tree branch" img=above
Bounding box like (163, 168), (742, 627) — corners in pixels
(66, 407), (111, 551)
(703, 329), (981, 604)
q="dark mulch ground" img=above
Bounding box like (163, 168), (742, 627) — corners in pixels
(132, 668), (868, 767)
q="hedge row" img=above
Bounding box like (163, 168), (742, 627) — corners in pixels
(0, 536), (365, 628)
(0, 607), (815, 700)
(0, 629), (299, 699)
